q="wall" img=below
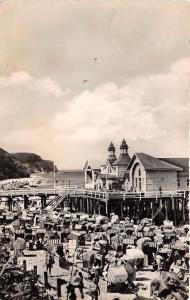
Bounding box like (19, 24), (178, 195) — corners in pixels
(177, 173), (189, 191)
(146, 170), (177, 191)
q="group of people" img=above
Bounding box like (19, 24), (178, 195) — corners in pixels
(67, 270), (100, 300)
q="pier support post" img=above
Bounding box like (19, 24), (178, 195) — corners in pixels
(93, 200), (96, 216)
(165, 199), (168, 221)
(98, 202), (101, 215)
(182, 198), (185, 224)
(24, 195), (29, 209)
(57, 278), (62, 297)
(23, 260), (26, 272)
(87, 198), (89, 214)
(44, 271), (48, 287)
(7, 196), (13, 211)
(41, 195), (47, 209)
(34, 265), (37, 276)
(105, 201), (108, 217)
(120, 202), (123, 217)
(172, 197), (177, 226)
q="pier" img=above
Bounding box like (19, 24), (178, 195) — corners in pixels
(0, 188), (188, 226)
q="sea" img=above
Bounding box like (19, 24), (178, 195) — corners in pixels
(39, 170), (84, 189)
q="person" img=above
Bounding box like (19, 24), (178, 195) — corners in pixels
(78, 272), (84, 298)
(73, 270), (84, 298)
(67, 283), (76, 300)
(46, 253), (55, 276)
(65, 243), (69, 259)
(152, 259), (158, 272)
(89, 277), (100, 300)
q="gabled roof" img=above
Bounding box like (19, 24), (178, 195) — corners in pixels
(128, 153), (183, 171)
(83, 160), (100, 171)
(159, 158), (189, 175)
(113, 153), (131, 166)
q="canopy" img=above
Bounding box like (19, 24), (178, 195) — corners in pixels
(184, 252), (190, 259)
(178, 236), (189, 243)
(87, 217), (96, 222)
(96, 216), (108, 224)
(172, 242), (189, 251)
(125, 228), (135, 234)
(98, 240), (108, 245)
(71, 218), (80, 223)
(83, 250), (96, 262)
(111, 215), (119, 224)
(136, 237), (152, 248)
(80, 214), (90, 221)
(15, 237), (26, 250)
(120, 249), (144, 261)
(68, 231), (86, 240)
(101, 224), (111, 231)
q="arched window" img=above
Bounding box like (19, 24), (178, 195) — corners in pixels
(138, 168), (141, 177)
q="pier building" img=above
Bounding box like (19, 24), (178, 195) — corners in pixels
(84, 140), (189, 194)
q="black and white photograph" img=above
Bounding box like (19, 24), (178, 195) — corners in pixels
(0, 0), (189, 299)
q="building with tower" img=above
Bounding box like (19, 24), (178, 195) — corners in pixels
(84, 139), (131, 190)
(84, 139), (189, 193)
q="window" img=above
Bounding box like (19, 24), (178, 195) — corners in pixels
(187, 179), (189, 187)
(138, 169), (141, 177)
(135, 178), (138, 187)
(139, 178), (141, 191)
(177, 179), (181, 187)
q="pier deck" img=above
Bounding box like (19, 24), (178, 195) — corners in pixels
(0, 188), (188, 226)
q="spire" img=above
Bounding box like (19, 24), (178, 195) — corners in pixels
(107, 141), (117, 164)
(120, 139), (128, 154)
(108, 141), (115, 152)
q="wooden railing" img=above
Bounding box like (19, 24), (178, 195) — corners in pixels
(0, 188), (187, 200)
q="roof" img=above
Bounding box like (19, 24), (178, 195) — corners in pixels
(84, 161), (100, 171)
(128, 153), (183, 171)
(120, 139), (128, 150)
(113, 153), (131, 166)
(98, 174), (117, 180)
(159, 158), (189, 176)
(107, 155), (117, 164)
(108, 142), (115, 152)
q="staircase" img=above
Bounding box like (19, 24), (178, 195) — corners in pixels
(45, 193), (68, 211)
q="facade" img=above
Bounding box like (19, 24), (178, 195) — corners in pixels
(84, 141), (189, 193)
(84, 161), (101, 190)
(127, 153), (189, 193)
(84, 139), (131, 190)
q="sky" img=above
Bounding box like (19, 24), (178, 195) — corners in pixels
(0, 0), (189, 169)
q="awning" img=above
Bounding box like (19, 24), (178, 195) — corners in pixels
(120, 249), (144, 260)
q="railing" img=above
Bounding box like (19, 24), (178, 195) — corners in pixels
(0, 188), (187, 199)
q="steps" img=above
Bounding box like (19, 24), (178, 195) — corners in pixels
(45, 193), (68, 211)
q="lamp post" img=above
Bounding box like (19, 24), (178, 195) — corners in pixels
(106, 172), (108, 191)
(53, 162), (56, 193)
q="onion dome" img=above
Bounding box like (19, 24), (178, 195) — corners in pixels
(108, 142), (115, 152)
(120, 139), (128, 150)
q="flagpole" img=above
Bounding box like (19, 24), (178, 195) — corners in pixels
(53, 162), (56, 193)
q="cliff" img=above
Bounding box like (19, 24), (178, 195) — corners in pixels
(0, 148), (58, 180)
(0, 148), (30, 180)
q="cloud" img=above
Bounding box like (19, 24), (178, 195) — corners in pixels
(0, 71), (70, 132)
(0, 57), (189, 168)
(53, 57), (189, 148)
(0, 0), (190, 91)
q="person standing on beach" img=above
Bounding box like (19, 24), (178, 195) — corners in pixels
(45, 253), (55, 276)
(89, 277), (100, 300)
